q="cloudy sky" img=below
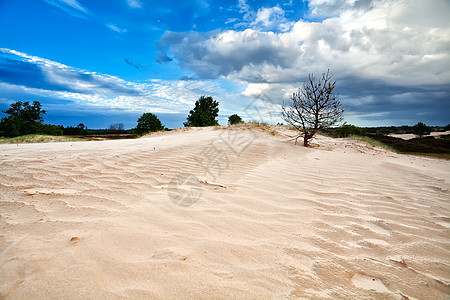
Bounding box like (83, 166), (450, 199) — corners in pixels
(0, 0), (449, 129)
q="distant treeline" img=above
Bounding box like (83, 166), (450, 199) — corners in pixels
(61, 124), (137, 136)
(1, 121), (138, 138)
(363, 125), (450, 135)
(0, 101), (160, 138)
(324, 124), (450, 137)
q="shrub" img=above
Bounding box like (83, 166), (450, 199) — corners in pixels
(334, 124), (363, 138)
(228, 114), (243, 125)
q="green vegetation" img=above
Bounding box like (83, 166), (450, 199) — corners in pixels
(347, 135), (397, 152)
(184, 96), (219, 127)
(333, 124), (364, 138)
(40, 124), (64, 136)
(0, 101), (47, 137)
(363, 134), (450, 158)
(326, 123), (450, 159)
(135, 112), (164, 134)
(228, 114), (243, 125)
(0, 134), (83, 144)
(0, 101), (156, 141)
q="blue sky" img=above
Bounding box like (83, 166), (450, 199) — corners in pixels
(0, 0), (449, 129)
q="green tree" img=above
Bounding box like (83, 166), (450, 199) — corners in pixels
(0, 101), (46, 137)
(412, 122), (431, 138)
(184, 96), (219, 127)
(136, 113), (163, 134)
(228, 114), (243, 125)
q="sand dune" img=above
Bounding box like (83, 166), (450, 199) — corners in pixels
(0, 126), (449, 299)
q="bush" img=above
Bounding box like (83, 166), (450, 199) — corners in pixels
(228, 114), (243, 125)
(334, 124), (364, 138)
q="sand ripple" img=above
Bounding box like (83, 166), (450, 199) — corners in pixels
(0, 128), (449, 299)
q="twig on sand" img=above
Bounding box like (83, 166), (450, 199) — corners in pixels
(199, 180), (226, 188)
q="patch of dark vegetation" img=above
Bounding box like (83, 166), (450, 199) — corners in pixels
(325, 124), (450, 159)
(365, 133), (450, 155)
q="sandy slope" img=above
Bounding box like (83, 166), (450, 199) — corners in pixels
(0, 126), (449, 299)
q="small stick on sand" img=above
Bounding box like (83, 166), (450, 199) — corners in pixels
(199, 180), (226, 188)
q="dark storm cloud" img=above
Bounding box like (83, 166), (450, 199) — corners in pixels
(158, 30), (296, 79)
(337, 75), (450, 113)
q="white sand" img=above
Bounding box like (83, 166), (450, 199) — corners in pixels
(0, 126), (449, 299)
(389, 130), (450, 140)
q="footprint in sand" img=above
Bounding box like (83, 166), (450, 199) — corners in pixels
(152, 249), (187, 261)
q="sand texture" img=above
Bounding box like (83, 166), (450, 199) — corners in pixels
(0, 127), (449, 299)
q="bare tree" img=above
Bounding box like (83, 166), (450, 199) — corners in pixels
(109, 123), (125, 132)
(282, 70), (344, 147)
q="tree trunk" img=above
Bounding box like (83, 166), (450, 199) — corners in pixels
(303, 133), (309, 147)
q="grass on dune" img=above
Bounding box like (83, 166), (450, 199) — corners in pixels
(347, 135), (397, 152)
(0, 134), (84, 144)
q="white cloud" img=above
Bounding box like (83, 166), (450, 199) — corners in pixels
(233, 2), (293, 32)
(225, 18), (238, 24)
(252, 6), (293, 32)
(126, 0), (142, 9)
(44, 0), (91, 18)
(163, 1), (450, 86)
(0, 48), (238, 115)
(158, 0), (450, 125)
(107, 23), (128, 34)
